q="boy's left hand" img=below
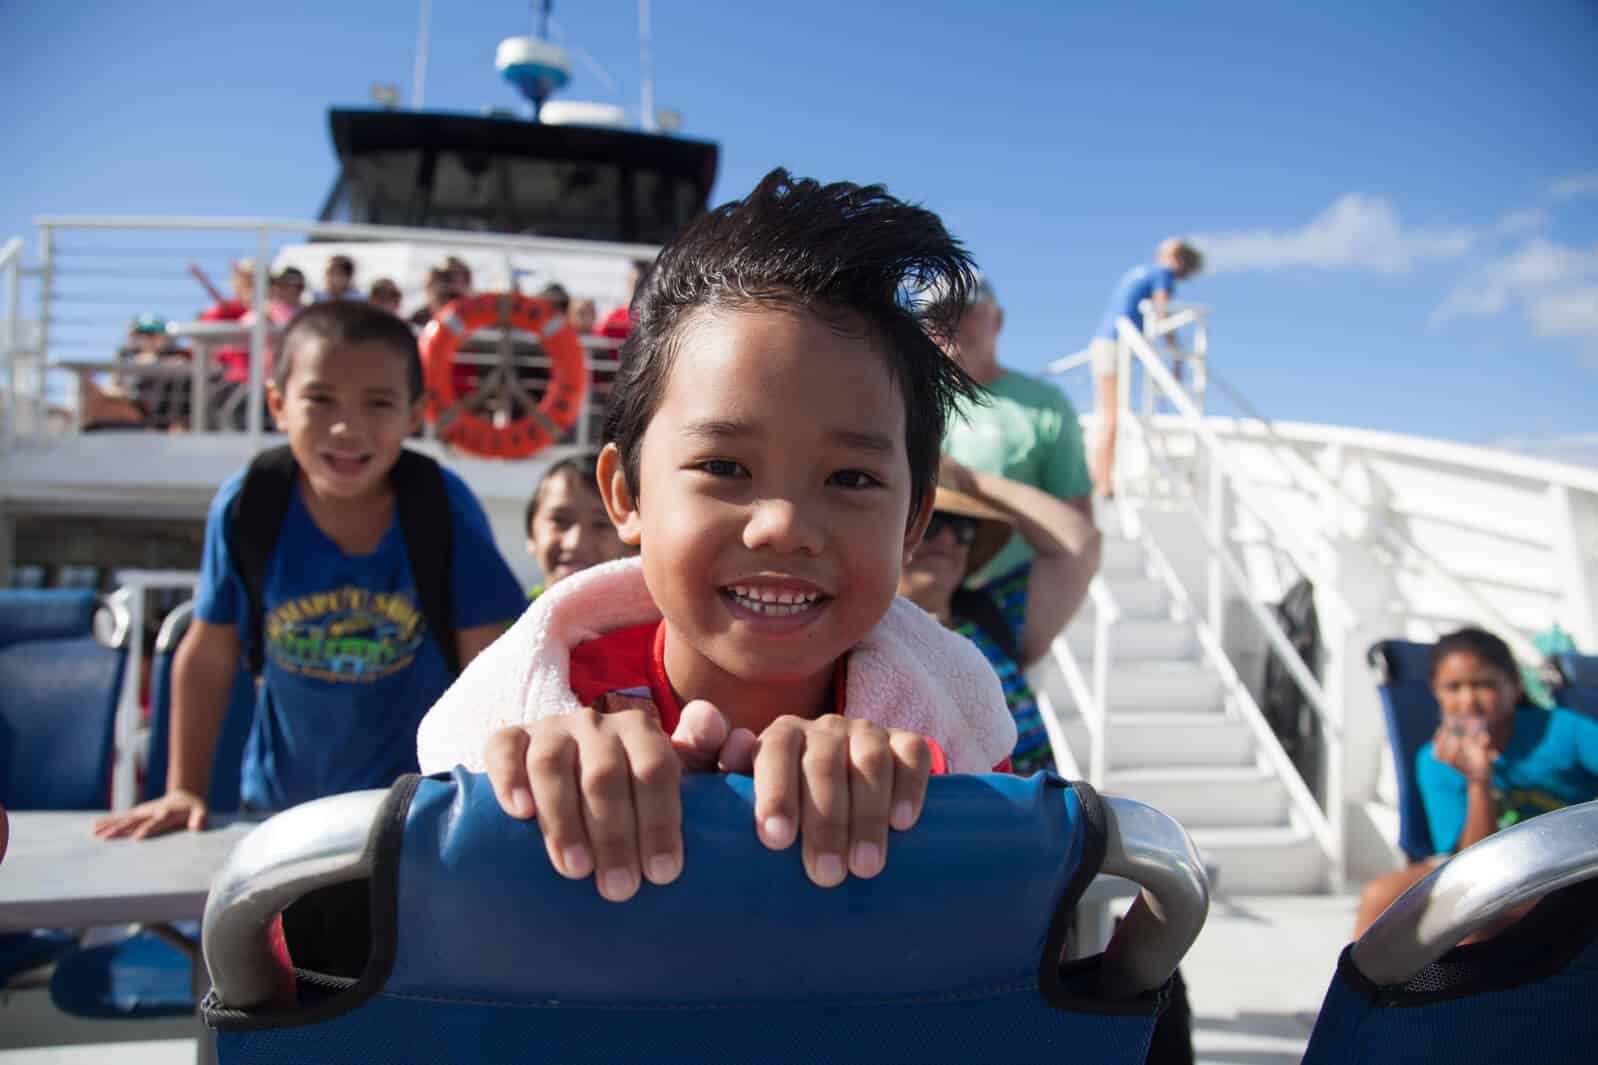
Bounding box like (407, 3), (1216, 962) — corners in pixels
(717, 715), (932, 888)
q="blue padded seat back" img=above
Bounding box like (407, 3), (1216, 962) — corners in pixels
(1554, 652), (1598, 719)
(1370, 639), (1439, 861)
(210, 771), (1166, 1065)
(1303, 877), (1598, 1065)
(0, 635), (125, 809)
(0, 589), (99, 648)
(141, 617), (256, 812)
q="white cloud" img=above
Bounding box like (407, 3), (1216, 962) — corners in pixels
(1550, 173), (1598, 201)
(1494, 208), (1549, 236)
(1492, 431), (1598, 471)
(1431, 238), (1598, 326)
(1194, 194), (1475, 275)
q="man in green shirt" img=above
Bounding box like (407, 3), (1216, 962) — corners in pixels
(936, 275), (1101, 617)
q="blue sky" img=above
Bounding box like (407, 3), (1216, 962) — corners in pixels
(4, 1), (1596, 463)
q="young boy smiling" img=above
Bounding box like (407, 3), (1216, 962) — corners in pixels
(97, 302), (525, 838)
(418, 169), (1017, 902)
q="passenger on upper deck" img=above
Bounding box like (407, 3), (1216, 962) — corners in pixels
(597, 258), (651, 339)
(416, 170), (1018, 903)
(407, 266), (456, 328)
(1087, 239), (1203, 498)
(1353, 627), (1598, 937)
(93, 301), (526, 839)
(570, 296), (598, 335)
(78, 315), (192, 432)
(192, 259), (258, 322)
(366, 278), (403, 317)
(523, 450), (631, 600)
(314, 254), (362, 303)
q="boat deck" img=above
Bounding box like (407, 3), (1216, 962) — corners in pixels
(1, 890), (1357, 1064)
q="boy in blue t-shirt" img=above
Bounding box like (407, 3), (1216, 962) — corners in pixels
(95, 301), (526, 837)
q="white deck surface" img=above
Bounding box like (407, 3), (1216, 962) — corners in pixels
(1, 891), (1360, 1064)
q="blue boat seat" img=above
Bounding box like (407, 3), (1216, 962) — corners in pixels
(0, 589), (128, 987)
(51, 599), (258, 1020)
(1303, 798), (1598, 1064)
(1552, 651), (1598, 719)
(201, 771), (1209, 1065)
(1368, 639), (1440, 861)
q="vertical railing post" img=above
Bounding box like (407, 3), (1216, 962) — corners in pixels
(1207, 450), (1227, 648)
(36, 224), (55, 438)
(3, 237), (21, 446)
(111, 581), (147, 811)
(1115, 328), (1133, 496)
(1192, 316), (1208, 413)
(247, 227), (270, 444)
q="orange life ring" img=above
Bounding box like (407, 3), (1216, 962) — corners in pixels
(419, 292), (589, 459)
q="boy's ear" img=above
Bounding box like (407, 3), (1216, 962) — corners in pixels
(407, 394), (427, 435)
(902, 486), (936, 563)
(596, 443), (643, 547)
(265, 381), (286, 430)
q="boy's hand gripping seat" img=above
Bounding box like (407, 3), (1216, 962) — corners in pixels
(1303, 798), (1598, 1065)
(202, 771), (1208, 1065)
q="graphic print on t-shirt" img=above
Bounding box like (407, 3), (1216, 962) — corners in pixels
(264, 586), (425, 682)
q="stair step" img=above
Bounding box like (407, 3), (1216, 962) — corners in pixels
(1104, 766), (1288, 829)
(1187, 824), (1329, 895)
(1048, 662), (1222, 714)
(1099, 537), (1145, 577)
(1061, 618), (1195, 662)
(1099, 578), (1170, 620)
(1106, 713), (1254, 769)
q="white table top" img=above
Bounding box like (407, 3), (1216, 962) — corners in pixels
(0, 813), (261, 933)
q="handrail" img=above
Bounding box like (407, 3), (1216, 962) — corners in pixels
(34, 214), (662, 261)
(1352, 798), (1598, 984)
(106, 570), (203, 810)
(1040, 574), (1121, 788)
(1116, 485), (1342, 884)
(1116, 318), (1356, 628)
(1200, 362), (1544, 667)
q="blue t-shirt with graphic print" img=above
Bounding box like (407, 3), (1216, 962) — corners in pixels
(1417, 705), (1598, 855)
(1095, 264), (1176, 340)
(195, 463), (526, 811)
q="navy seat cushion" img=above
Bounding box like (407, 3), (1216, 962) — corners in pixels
(1370, 640), (1439, 860)
(0, 636), (124, 809)
(50, 925), (199, 1019)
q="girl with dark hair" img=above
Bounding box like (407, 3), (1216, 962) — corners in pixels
(1354, 626), (1598, 936)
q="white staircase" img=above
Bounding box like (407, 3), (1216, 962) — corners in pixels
(1032, 508), (1332, 894)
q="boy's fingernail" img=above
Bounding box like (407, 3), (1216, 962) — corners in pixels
(815, 853), (845, 886)
(562, 844), (593, 877)
(891, 801), (914, 830)
(602, 867), (637, 901)
(761, 816), (796, 848)
(646, 853), (680, 884)
(851, 841), (882, 878)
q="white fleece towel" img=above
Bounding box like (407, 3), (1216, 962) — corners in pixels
(417, 557), (1017, 775)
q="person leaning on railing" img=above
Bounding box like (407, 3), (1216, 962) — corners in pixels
(1086, 239), (1202, 498)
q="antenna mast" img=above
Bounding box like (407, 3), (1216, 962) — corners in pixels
(639, 0), (656, 132)
(411, 0), (432, 108)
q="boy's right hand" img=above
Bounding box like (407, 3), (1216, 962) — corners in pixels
(91, 789), (209, 840)
(484, 700), (738, 903)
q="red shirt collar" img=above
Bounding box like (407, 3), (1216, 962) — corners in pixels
(645, 620), (849, 733)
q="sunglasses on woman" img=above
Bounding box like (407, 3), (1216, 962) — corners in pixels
(925, 511), (979, 546)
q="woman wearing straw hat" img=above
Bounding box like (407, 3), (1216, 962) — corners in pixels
(899, 457), (1102, 776)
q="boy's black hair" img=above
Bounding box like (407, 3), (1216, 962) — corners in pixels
(1431, 627), (1520, 686)
(603, 167), (980, 520)
(327, 254), (356, 276)
(275, 300), (425, 401)
(524, 450), (603, 533)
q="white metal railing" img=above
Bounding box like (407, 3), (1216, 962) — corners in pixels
(1120, 435), (1345, 887)
(1039, 575), (1119, 788)
(106, 570), (203, 810)
(6, 215), (650, 452)
(1197, 364), (1547, 667)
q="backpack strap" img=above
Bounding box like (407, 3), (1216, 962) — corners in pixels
(225, 446), (460, 676)
(951, 585), (1023, 666)
(226, 445), (300, 675)
(390, 449), (460, 676)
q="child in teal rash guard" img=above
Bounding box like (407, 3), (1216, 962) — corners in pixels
(1354, 626), (1598, 937)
